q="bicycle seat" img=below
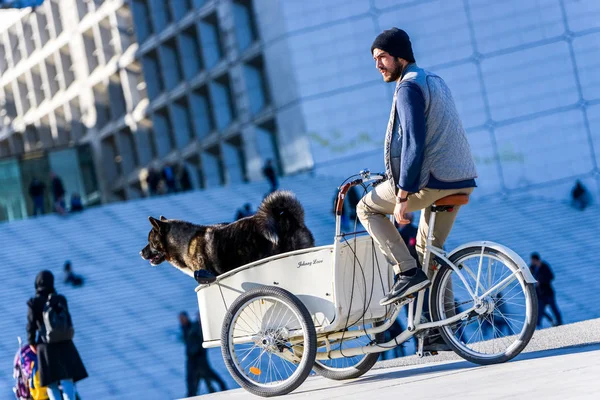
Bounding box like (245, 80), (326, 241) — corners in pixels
(434, 194), (470, 206)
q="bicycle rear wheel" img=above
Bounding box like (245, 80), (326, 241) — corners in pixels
(430, 246), (537, 365)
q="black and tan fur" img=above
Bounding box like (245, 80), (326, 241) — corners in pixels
(140, 191), (315, 277)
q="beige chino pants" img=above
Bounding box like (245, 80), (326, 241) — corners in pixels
(357, 179), (474, 275)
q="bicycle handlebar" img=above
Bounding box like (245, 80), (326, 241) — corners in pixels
(335, 169), (386, 216)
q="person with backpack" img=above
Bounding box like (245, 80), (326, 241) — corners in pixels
(26, 270), (87, 400)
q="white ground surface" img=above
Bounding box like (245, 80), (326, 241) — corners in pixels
(188, 318), (600, 399)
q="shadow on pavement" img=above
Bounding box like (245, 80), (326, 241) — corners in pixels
(293, 342), (600, 395)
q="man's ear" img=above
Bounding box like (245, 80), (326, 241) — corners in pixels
(149, 216), (168, 233)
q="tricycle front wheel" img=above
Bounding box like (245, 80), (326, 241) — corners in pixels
(221, 286), (317, 397)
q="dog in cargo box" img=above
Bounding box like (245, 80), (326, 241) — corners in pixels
(140, 190), (315, 284)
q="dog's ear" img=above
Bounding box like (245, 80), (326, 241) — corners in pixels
(149, 216), (168, 233)
(160, 215), (167, 221)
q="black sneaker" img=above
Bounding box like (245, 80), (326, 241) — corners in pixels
(379, 268), (431, 306)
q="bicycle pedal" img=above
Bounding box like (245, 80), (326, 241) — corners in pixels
(417, 351), (438, 358)
(396, 297), (414, 306)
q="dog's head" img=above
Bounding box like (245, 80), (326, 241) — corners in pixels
(140, 216), (169, 266)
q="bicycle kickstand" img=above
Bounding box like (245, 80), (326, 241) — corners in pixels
(416, 333), (438, 358)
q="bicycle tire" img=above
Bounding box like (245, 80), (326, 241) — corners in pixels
(430, 246), (537, 365)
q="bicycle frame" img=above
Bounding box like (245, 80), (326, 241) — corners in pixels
(322, 172), (536, 360)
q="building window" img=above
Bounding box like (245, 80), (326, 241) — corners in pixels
(244, 57), (269, 115)
(22, 17), (35, 57)
(223, 136), (246, 184)
(99, 18), (115, 64)
(210, 75), (235, 131)
(198, 14), (222, 69)
(131, 0), (153, 42)
(135, 118), (156, 165)
(118, 127), (139, 175)
(202, 145), (223, 187)
(30, 65), (44, 107)
(3, 84), (17, 119)
(69, 97), (85, 142)
(160, 39), (182, 91)
(36, 9), (50, 47)
(9, 27), (21, 66)
(93, 83), (110, 130)
(169, 98), (194, 149)
(182, 155), (202, 189)
(126, 60), (146, 106)
(17, 77), (30, 115)
(101, 135), (121, 181)
(108, 73), (127, 121)
(54, 107), (69, 146)
(149, 0), (172, 33)
(23, 125), (40, 152)
(44, 56), (59, 97)
(38, 115), (53, 148)
(152, 108), (174, 158)
(83, 29), (99, 73)
(188, 87), (212, 139)
(75, 0), (88, 21)
(0, 43), (6, 74)
(178, 26), (203, 80)
(116, 4), (135, 52)
(142, 50), (164, 100)
(59, 47), (75, 88)
(50, 0), (63, 37)
(38, 119), (55, 148)
(233, 0), (258, 52)
(256, 120), (281, 172)
(170, 0), (192, 21)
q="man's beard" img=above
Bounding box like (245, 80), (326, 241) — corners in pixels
(382, 60), (403, 82)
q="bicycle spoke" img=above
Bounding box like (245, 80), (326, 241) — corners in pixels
(228, 295), (311, 389)
(438, 250), (532, 359)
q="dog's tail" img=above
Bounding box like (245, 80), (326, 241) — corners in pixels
(256, 190), (306, 245)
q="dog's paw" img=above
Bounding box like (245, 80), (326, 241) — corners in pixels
(194, 270), (217, 285)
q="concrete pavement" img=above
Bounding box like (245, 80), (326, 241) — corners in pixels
(186, 318), (600, 399)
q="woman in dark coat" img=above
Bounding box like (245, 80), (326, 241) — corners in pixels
(27, 270), (88, 400)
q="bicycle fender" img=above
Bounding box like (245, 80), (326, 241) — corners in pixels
(447, 241), (537, 284)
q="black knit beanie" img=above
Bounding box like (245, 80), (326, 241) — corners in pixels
(371, 28), (415, 63)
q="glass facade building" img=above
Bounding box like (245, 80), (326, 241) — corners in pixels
(2, 0), (596, 221)
(129, 0), (310, 194)
(0, 0), (310, 221)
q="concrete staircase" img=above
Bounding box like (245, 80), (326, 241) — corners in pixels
(1, 174), (598, 398)
(0, 174), (343, 399)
